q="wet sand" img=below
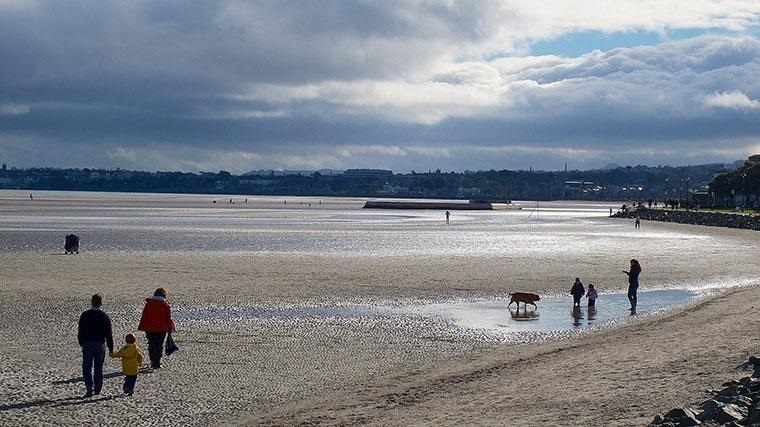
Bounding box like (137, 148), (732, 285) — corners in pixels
(1, 198), (759, 425)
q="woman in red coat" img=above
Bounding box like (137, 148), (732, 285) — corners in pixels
(138, 288), (175, 369)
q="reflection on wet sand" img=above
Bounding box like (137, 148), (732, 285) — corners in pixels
(571, 306), (582, 327)
(508, 307), (539, 321)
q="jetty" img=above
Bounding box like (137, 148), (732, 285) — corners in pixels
(362, 199), (522, 210)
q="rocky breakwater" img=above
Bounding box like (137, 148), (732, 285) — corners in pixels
(613, 209), (760, 231)
(651, 356), (760, 426)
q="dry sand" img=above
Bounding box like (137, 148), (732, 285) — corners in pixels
(0, 216), (759, 426)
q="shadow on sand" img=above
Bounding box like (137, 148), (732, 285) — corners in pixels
(0, 395), (120, 412)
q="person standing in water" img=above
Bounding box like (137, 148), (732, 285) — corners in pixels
(623, 259), (642, 310)
(570, 278), (585, 307)
(586, 283), (598, 307)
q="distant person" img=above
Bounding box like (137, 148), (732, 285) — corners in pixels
(109, 333), (144, 396)
(29, 193), (33, 200)
(77, 294), (114, 397)
(570, 278), (585, 307)
(137, 288), (176, 369)
(623, 259), (642, 310)
(65, 234), (80, 254)
(634, 215), (641, 229)
(244, 198), (248, 204)
(648, 198), (652, 209)
(609, 207), (613, 217)
(586, 283), (598, 307)
(445, 210), (450, 224)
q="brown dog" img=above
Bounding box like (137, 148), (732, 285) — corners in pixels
(508, 292), (540, 309)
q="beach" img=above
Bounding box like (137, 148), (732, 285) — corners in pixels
(0, 191), (759, 426)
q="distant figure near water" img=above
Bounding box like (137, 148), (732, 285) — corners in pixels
(65, 234), (80, 254)
(623, 259), (642, 310)
(445, 210), (450, 224)
(635, 215), (641, 229)
(586, 283), (598, 307)
(570, 278), (585, 307)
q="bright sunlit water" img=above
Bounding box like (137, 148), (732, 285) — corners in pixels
(2, 190), (754, 340)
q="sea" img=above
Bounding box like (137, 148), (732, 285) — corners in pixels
(1, 189), (755, 336)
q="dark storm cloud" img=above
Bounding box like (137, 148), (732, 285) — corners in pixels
(1, 1), (760, 172)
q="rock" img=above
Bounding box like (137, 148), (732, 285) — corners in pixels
(716, 385), (749, 398)
(736, 356), (760, 374)
(652, 407), (702, 426)
(713, 394), (753, 409)
(700, 401), (747, 424)
(748, 401), (760, 425)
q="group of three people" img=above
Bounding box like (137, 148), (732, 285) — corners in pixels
(77, 288), (175, 397)
(570, 259), (642, 310)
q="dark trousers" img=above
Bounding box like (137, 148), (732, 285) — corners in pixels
(145, 332), (167, 367)
(572, 295), (582, 306)
(628, 283), (639, 309)
(588, 299), (596, 307)
(123, 375), (137, 394)
(81, 341), (106, 393)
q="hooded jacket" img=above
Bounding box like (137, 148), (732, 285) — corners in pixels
(137, 296), (175, 333)
(110, 343), (144, 376)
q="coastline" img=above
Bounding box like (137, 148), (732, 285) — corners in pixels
(256, 285), (760, 426)
(1, 197), (760, 425)
(613, 208), (760, 231)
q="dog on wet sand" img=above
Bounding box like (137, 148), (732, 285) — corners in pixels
(507, 292), (541, 309)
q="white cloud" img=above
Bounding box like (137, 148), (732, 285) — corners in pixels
(703, 90), (760, 109)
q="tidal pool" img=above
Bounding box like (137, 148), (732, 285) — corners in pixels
(177, 289), (697, 337)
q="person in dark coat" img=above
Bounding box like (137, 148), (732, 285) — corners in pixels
(624, 259), (642, 310)
(570, 278), (585, 307)
(77, 294), (114, 397)
(137, 288), (176, 369)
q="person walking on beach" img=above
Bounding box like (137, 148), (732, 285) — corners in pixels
(570, 278), (585, 307)
(77, 294), (114, 397)
(586, 283), (598, 307)
(138, 288), (175, 369)
(623, 259), (642, 310)
(445, 210), (450, 224)
(109, 333), (144, 396)
(634, 215), (641, 229)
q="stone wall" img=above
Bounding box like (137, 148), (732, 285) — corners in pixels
(613, 209), (760, 231)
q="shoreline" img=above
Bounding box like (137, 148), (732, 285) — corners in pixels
(254, 284), (760, 425)
(2, 197), (760, 425)
(613, 208), (760, 231)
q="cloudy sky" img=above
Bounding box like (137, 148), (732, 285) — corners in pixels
(1, 0), (760, 173)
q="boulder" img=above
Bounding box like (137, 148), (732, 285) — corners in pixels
(748, 401), (760, 425)
(651, 407), (702, 426)
(713, 394), (753, 409)
(699, 401), (747, 424)
(716, 385), (749, 398)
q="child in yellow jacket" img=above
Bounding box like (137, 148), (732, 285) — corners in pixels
(109, 333), (144, 396)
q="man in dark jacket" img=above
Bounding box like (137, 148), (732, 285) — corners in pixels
(77, 294), (114, 397)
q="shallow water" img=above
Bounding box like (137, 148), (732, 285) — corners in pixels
(176, 289), (697, 338)
(0, 190), (714, 257)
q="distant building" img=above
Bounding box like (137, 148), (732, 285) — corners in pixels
(343, 169), (393, 179)
(564, 180), (594, 191)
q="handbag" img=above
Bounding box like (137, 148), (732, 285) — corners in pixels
(165, 332), (180, 356)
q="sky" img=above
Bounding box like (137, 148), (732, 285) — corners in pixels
(1, 1), (760, 173)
